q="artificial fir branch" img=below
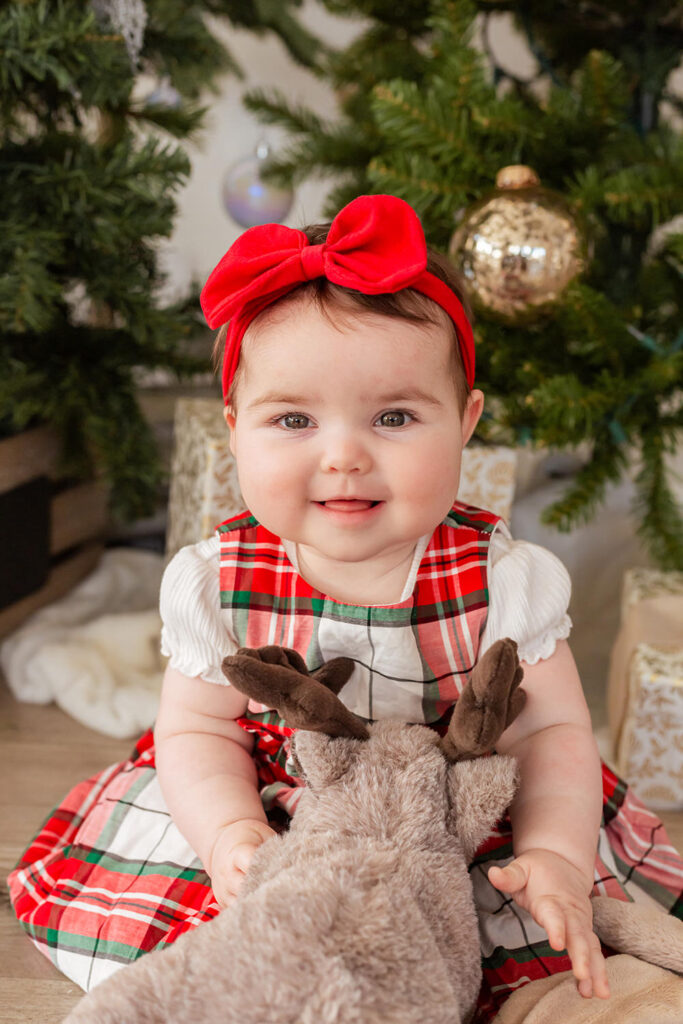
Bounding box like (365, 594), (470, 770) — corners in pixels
(540, 434), (630, 533)
(130, 101), (208, 141)
(1, 0), (323, 520)
(243, 88), (380, 189)
(243, 87), (326, 137)
(245, 0), (435, 200)
(634, 429), (683, 569)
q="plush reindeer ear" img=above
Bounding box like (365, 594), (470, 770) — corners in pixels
(439, 638), (525, 763)
(438, 639), (523, 857)
(447, 756), (519, 861)
(222, 645), (370, 740)
(291, 731), (364, 790)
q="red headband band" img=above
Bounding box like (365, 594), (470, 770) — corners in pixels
(200, 194), (475, 401)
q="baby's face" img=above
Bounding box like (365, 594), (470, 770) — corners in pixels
(225, 296), (483, 567)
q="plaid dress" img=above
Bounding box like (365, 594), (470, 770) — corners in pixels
(222, 503), (502, 815)
(8, 503), (683, 1021)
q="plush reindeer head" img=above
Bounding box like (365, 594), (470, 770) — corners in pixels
(222, 639), (524, 860)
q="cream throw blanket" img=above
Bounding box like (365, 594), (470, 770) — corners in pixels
(493, 955), (683, 1023)
(0, 549), (165, 738)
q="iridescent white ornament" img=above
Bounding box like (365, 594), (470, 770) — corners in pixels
(144, 76), (182, 110)
(221, 141), (294, 228)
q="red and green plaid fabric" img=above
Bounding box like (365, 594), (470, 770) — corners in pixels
(222, 502), (502, 813)
(8, 730), (220, 992)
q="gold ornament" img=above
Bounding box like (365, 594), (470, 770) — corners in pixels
(449, 165), (587, 325)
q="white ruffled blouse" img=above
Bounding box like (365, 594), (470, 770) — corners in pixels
(160, 530), (572, 689)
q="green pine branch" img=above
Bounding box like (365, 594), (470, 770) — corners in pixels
(143, 2), (241, 94)
(1, 0), (326, 520)
(243, 87), (326, 137)
(130, 101), (208, 141)
(206, 0), (325, 72)
(540, 434), (630, 532)
(634, 428), (683, 569)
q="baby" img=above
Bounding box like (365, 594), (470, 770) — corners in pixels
(11, 194), (682, 1024)
(156, 194), (607, 1006)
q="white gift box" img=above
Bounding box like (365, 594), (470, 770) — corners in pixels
(166, 398), (517, 559)
(166, 399), (242, 559)
(608, 568), (683, 809)
(616, 644), (683, 810)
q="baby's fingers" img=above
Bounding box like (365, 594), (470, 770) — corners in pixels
(533, 900), (607, 999)
(565, 917), (610, 1000)
(487, 859), (529, 896)
(539, 899), (610, 1001)
(231, 841), (260, 875)
(212, 843), (260, 907)
(532, 894), (567, 952)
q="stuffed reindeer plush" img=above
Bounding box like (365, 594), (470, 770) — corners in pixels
(62, 638), (524, 1024)
(62, 639), (683, 1024)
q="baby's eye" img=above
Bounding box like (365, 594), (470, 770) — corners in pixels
(276, 413), (312, 430)
(376, 410), (414, 428)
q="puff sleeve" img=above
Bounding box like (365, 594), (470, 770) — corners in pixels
(159, 536), (237, 685)
(480, 532), (572, 665)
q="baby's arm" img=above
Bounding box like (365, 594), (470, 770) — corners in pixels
(491, 639), (609, 999)
(154, 666), (275, 906)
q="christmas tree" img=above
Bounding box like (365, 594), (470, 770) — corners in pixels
(244, 0), (436, 213)
(0, 0), (321, 521)
(246, 0), (683, 569)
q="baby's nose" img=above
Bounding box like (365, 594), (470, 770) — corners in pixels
(320, 432), (372, 475)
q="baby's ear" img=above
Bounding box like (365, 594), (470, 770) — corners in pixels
(292, 732), (361, 790)
(223, 406), (237, 455)
(461, 388), (484, 447)
(446, 755), (518, 861)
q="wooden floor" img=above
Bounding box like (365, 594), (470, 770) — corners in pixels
(0, 676), (132, 1022)
(2, 676), (683, 1023)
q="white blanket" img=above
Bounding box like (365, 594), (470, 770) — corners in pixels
(1, 549), (166, 738)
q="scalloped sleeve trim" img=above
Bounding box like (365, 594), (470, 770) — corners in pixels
(480, 534), (572, 666)
(159, 536), (236, 685)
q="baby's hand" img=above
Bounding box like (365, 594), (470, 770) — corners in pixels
(207, 818), (276, 908)
(488, 848), (610, 1000)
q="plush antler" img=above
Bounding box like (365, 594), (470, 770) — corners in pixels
(439, 638), (525, 762)
(222, 645), (369, 740)
(224, 639), (524, 760)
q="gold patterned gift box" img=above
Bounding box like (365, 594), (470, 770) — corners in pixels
(616, 645), (683, 810)
(608, 569), (683, 810)
(165, 398), (517, 559)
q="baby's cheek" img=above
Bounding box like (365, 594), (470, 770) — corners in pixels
(237, 451), (302, 527)
(235, 443), (280, 493)
(409, 442), (461, 498)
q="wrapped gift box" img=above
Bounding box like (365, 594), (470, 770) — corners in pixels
(166, 398), (517, 559)
(616, 644), (683, 810)
(608, 568), (683, 810)
(166, 399), (242, 559)
(457, 443), (517, 524)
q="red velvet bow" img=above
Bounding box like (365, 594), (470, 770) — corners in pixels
(200, 194), (474, 398)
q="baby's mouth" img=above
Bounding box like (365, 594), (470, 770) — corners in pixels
(317, 499), (381, 511)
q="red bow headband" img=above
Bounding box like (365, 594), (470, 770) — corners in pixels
(200, 194), (475, 401)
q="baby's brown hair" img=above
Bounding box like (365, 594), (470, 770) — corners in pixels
(214, 222), (474, 416)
